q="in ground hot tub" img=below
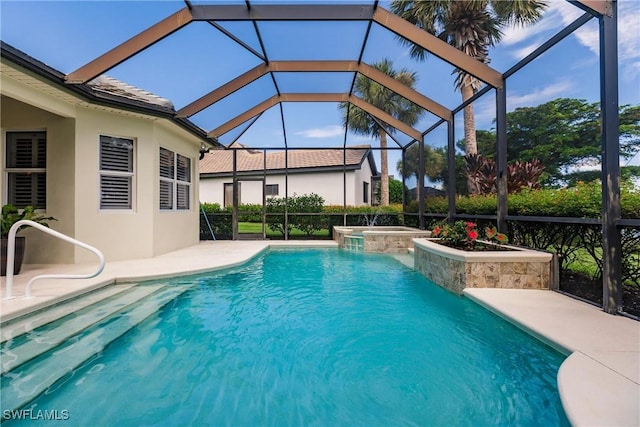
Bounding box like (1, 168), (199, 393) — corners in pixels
(333, 226), (432, 253)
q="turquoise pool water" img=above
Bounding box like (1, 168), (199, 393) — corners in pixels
(8, 249), (568, 426)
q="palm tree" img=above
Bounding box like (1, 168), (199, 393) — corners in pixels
(340, 58), (424, 205)
(397, 143), (446, 193)
(390, 0), (547, 193)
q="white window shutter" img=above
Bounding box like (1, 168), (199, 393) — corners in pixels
(100, 136), (134, 209)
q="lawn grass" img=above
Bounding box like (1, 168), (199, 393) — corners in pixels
(564, 247), (639, 287)
(238, 222), (330, 238)
(566, 247), (601, 278)
(238, 222), (265, 234)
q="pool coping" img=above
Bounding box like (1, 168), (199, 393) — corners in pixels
(464, 288), (639, 427)
(1, 241), (638, 426)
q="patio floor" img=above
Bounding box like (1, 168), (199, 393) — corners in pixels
(1, 241), (638, 426)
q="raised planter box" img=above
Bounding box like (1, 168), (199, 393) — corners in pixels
(333, 226), (431, 253)
(413, 238), (552, 294)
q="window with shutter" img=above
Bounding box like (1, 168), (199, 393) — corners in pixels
(266, 184), (279, 196)
(159, 148), (191, 211)
(5, 131), (47, 209)
(99, 136), (134, 210)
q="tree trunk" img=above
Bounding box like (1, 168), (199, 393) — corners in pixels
(380, 130), (389, 206)
(461, 83), (478, 194)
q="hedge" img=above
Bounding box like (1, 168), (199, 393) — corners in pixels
(407, 181), (640, 219)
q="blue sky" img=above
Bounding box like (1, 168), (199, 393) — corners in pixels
(1, 0), (638, 182)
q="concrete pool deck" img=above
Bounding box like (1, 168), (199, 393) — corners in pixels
(1, 241), (638, 426)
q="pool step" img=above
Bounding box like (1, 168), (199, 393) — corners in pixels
(1, 284), (166, 375)
(0, 284), (136, 344)
(390, 252), (415, 269)
(0, 284), (191, 412)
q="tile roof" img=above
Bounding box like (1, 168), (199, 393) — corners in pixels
(200, 144), (373, 175)
(87, 75), (174, 110)
(1, 42), (219, 147)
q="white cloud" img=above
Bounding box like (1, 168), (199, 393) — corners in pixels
(507, 80), (575, 109)
(574, 20), (599, 56)
(502, 0), (639, 71)
(510, 41), (545, 61)
(555, 1), (640, 67)
(473, 97), (498, 129)
(499, 1), (576, 61)
(467, 80), (576, 129)
(618, 2), (640, 63)
(552, 0), (585, 26)
(295, 125), (344, 138)
(501, 7), (560, 46)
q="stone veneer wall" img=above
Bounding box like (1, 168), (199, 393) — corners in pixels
(333, 227), (431, 253)
(334, 229), (347, 248)
(362, 231), (432, 253)
(413, 239), (552, 294)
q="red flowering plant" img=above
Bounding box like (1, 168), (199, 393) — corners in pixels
(431, 221), (508, 251)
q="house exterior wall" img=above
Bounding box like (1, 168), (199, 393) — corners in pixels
(353, 160), (373, 205)
(151, 122), (201, 256)
(1, 67), (203, 265)
(74, 108), (156, 262)
(200, 161), (374, 207)
(74, 108), (201, 263)
(1, 96), (76, 265)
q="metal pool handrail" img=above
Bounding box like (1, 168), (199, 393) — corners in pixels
(4, 220), (105, 299)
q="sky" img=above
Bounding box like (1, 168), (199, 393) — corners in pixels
(1, 0), (639, 185)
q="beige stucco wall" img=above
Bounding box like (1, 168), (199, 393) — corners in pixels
(1, 96), (76, 264)
(74, 109), (201, 263)
(152, 122), (201, 257)
(199, 176), (226, 206)
(2, 65), (204, 265)
(353, 160), (373, 205)
(73, 108), (155, 262)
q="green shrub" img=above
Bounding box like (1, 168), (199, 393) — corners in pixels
(323, 204), (403, 227)
(266, 197), (290, 236)
(237, 203), (262, 223)
(621, 182), (640, 218)
(420, 181), (639, 219)
(199, 211), (232, 240)
(431, 220), (508, 250)
(266, 193), (326, 237)
(199, 202), (222, 213)
(374, 178), (408, 204)
(289, 193), (326, 237)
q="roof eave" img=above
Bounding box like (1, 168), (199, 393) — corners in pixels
(201, 164), (362, 177)
(0, 41), (221, 149)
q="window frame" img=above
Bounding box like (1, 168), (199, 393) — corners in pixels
(4, 130), (47, 210)
(223, 182), (240, 208)
(99, 135), (135, 211)
(363, 181), (369, 204)
(159, 147), (192, 211)
(265, 183), (279, 197)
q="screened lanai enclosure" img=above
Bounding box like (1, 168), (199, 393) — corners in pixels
(28, 0), (639, 317)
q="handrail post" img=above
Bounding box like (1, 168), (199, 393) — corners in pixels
(3, 220), (105, 299)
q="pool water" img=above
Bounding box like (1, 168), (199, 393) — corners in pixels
(10, 249), (569, 426)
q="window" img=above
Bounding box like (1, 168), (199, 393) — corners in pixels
(363, 182), (369, 204)
(266, 184), (279, 196)
(223, 182), (240, 208)
(100, 135), (134, 210)
(5, 131), (47, 209)
(160, 147), (191, 210)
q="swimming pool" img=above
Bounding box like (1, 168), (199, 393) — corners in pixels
(3, 248), (569, 426)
